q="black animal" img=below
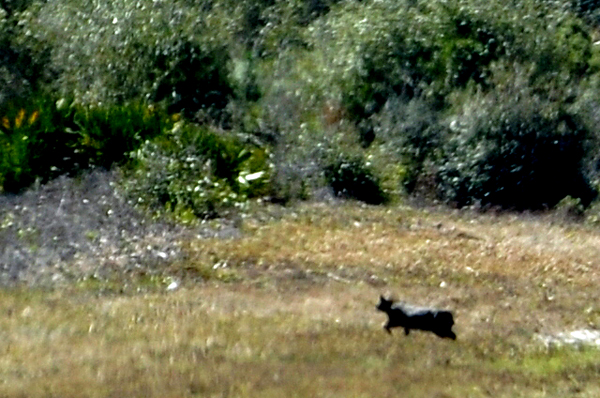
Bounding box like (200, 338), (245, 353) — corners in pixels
(376, 296), (456, 340)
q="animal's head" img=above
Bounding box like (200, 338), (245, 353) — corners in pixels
(376, 295), (394, 312)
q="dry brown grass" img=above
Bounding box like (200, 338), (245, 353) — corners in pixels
(3, 203), (600, 397)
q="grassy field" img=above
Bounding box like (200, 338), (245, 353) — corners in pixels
(2, 202), (600, 397)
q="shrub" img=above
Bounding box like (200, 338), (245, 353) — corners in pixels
(324, 154), (388, 204)
(305, 0), (594, 119)
(17, 0), (239, 117)
(372, 97), (443, 194)
(437, 87), (598, 209)
(66, 102), (172, 169)
(295, 0), (599, 209)
(0, 95), (170, 193)
(5, 0), (600, 213)
(0, 3), (55, 108)
(0, 109), (35, 192)
(123, 122), (270, 219)
(0, 95), (75, 193)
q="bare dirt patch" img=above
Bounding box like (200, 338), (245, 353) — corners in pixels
(0, 170), (239, 286)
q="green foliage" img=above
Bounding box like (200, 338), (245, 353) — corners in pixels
(555, 195), (585, 219)
(233, 0), (342, 56)
(324, 154), (388, 204)
(124, 122), (270, 219)
(0, 95), (170, 193)
(68, 102), (172, 169)
(295, 0), (600, 209)
(0, 96), (74, 193)
(372, 97), (442, 194)
(0, 0), (37, 16)
(3, 0), (600, 212)
(0, 4), (54, 106)
(12, 0), (342, 114)
(16, 0), (239, 116)
(306, 0), (594, 117)
(0, 110), (34, 192)
(437, 88), (598, 209)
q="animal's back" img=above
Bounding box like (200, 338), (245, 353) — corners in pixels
(383, 299), (456, 339)
(393, 303), (433, 317)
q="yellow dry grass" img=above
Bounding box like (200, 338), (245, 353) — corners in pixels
(2, 202), (600, 397)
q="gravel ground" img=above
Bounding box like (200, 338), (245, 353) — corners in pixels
(0, 170), (239, 286)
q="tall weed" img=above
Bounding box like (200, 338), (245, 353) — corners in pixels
(0, 95), (170, 193)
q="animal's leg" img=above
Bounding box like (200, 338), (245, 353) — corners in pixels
(404, 328), (410, 336)
(384, 322), (392, 334)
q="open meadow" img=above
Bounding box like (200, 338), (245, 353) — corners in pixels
(2, 202), (600, 397)
(4, 0), (600, 395)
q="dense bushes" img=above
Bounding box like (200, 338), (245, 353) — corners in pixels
(3, 0), (600, 213)
(324, 155), (388, 204)
(297, 0), (600, 208)
(309, 0), (595, 114)
(438, 91), (598, 209)
(123, 122), (270, 219)
(0, 97), (170, 193)
(16, 0), (242, 115)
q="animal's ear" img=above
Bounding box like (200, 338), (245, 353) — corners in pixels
(379, 295), (392, 304)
